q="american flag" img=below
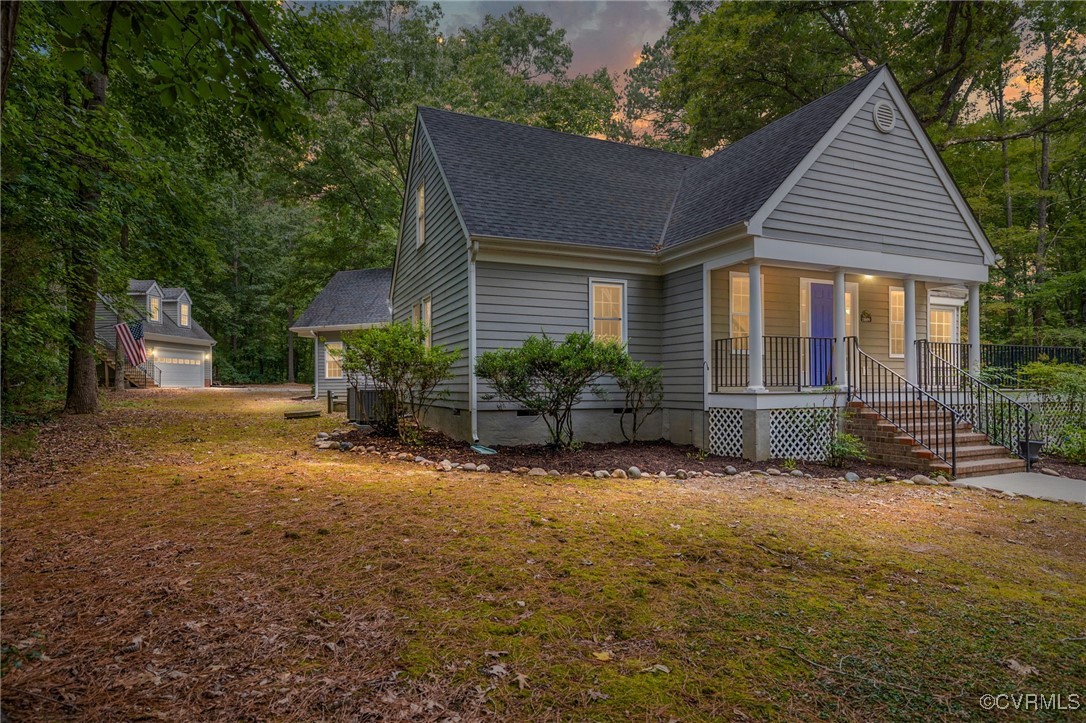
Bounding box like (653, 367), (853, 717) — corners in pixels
(115, 320), (147, 366)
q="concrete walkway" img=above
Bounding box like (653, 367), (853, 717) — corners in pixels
(963, 472), (1086, 504)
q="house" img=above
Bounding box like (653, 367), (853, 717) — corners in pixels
(290, 268), (393, 399)
(386, 65), (1041, 476)
(96, 280), (216, 388)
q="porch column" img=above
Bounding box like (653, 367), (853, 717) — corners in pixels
(747, 262), (765, 391)
(967, 282), (981, 374)
(833, 268), (847, 387)
(903, 278), (917, 384)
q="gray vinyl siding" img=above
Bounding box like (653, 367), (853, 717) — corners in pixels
(95, 297), (121, 349)
(314, 332), (350, 399)
(763, 86), (983, 263)
(661, 265), (704, 410)
(475, 262), (661, 410)
(389, 121), (471, 408)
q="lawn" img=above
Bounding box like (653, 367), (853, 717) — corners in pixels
(2, 388), (1084, 721)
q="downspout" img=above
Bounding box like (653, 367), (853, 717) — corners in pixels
(468, 238), (479, 442)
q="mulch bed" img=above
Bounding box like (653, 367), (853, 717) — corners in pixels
(1036, 454), (1086, 480)
(330, 428), (914, 479)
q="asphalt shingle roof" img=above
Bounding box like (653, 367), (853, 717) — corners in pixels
(418, 69), (883, 251)
(149, 309), (215, 345)
(128, 279), (157, 293)
(160, 287), (188, 300)
(292, 268), (392, 330)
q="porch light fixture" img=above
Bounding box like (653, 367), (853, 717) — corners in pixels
(204, 353), (209, 360)
(863, 275), (874, 281)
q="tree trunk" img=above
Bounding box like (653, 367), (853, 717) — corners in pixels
(287, 303), (295, 383)
(64, 70), (108, 414)
(1, 0), (20, 116)
(1033, 29), (1053, 341)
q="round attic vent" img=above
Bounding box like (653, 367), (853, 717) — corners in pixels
(873, 101), (896, 133)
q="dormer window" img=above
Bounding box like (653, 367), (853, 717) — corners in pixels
(149, 296), (160, 322)
(180, 303), (190, 327)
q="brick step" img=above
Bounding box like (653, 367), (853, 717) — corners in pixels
(953, 444), (1016, 460)
(951, 457), (1028, 478)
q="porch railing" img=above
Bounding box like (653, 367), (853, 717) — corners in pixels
(917, 340), (1083, 390)
(918, 347), (1032, 460)
(847, 338), (960, 475)
(712, 336), (836, 391)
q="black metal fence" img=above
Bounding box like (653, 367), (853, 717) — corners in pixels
(918, 341), (1083, 390)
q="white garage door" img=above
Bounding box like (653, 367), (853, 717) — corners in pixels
(155, 346), (205, 388)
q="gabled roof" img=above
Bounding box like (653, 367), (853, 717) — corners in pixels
(128, 279), (160, 295)
(418, 107), (696, 251)
(160, 287), (190, 301)
(418, 67), (946, 253)
(291, 268), (393, 333)
(150, 308), (215, 345)
(662, 69), (883, 247)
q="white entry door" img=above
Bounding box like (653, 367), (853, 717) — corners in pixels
(154, 346), (205, 387)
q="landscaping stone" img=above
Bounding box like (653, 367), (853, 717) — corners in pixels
(397, 452), (413, 460)
(911, 474), (935, 485)
(461, 462), (477, 472)
(864, 477), (875, 484)
(767, 468), (781, 476)
(658, 471), (667, 478)
(316, 432), (329, 440)
(316, 441), (337, 450)
(581, 471), (593, 477)
(439, 459), (453, 471)
(528, 467), (547, 476)
(339, 442), (354, 451)
(611, 469), (627, 479)
(594, 470), (611, 479)
(751, 470), (768, 477)
(476, 464), (489, 473)
(675, 469), (688, 480)
(414, 456), (427, 463)
(628, 466), (642, 479)
(1040, 467), (1061, 477)
(724, 466), (738, 475)
(366, 446), (377, 453)
(790, 469), (804, 477)
(844, 472), (860, 482)
(547, 469), (560, 476)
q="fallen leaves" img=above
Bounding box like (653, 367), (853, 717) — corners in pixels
(591, 651), (612, 662)
(1005, 658), (1039, 676)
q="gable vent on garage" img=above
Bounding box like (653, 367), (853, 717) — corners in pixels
(873, 101), (896, 133)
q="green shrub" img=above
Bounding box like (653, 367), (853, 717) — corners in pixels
(1053, 425), (1086, 464)
(339, 322), (459, 443)
(475, 332), (629, 448)
(613, 359), (663, 442)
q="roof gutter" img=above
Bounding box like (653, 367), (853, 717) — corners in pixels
(289, 322), (386, 338)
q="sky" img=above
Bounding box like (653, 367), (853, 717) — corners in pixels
(435, 1), (672, 77)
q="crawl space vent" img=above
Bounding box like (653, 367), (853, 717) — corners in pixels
(873, 101), (896, 133)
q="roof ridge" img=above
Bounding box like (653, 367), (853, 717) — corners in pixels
(418, 105), (703, 163)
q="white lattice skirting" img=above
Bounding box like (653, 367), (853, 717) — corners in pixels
(708, 408), (743, 458)
(769, 408), (836, 461)
(1028, 398), (1084, 448)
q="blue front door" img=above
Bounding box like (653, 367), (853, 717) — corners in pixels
(810, 283), (834, 386)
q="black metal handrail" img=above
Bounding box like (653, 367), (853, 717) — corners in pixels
(712, 336), (837, 391)
(847, 338), (960, 475)
(918, 340), (1083, 390)
(920, 348), (1031, 460)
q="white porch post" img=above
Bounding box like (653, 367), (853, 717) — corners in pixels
(967, 282), (981, 374)
(903, 278), (917, 384)
(747, 262), (765, 391)
(833, 268), (847, 386)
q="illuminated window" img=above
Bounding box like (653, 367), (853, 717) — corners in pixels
(416, 183), (426, 248)
(180, 303), (190, 327)
(149, 296), (160, 322)
(730, 274), (749, 338)
(929, 306), (958, 344)
(889, 288), (904, 357)
(590, 280), (625, 343)
(325, 341), (343, 379)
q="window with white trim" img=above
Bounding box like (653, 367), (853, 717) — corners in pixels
(929, 306), (959, 344)
(889, 287), (905, 357)
(149, 296), (160, 322)
(325, 341), (344, 379)
(416, 182), (426, 248)
(180, 303), (190, 327)
(590, 280), (625, 343)
(730, 274), (750, 338)
(413, 297), (432, 348)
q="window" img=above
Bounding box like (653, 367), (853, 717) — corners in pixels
(590, 280), (625, 343)
(180, 303), (190, 327)
(413, 297), (432, 347)
(730, 274), (750, 338)
(149, 296), (160, 322)
(416, 183), (426, 248)
(889, 287), (905, 357)
(325, 341), (343, 379)
(929, 306), (959, 344)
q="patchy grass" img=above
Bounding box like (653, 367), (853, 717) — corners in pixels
(2, 388), (1084, 721)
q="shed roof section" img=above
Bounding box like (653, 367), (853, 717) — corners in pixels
(292, 268), (393, 331)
